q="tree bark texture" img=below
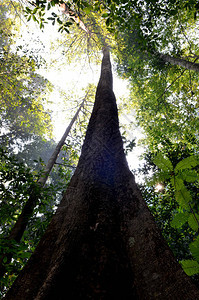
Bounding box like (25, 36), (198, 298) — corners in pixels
(5, 48), (199, 300)
(159, 53), (199, 71)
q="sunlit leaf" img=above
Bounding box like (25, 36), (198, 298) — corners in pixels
(175, 156), (199, 172)
(153, 153), (173, 172)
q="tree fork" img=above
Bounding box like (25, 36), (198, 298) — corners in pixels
(5, 48), (199, 299)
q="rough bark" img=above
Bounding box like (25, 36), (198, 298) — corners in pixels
(159, 53), (199, 71)
(0, 99), (84, 278)
(5, 48), (199, 300)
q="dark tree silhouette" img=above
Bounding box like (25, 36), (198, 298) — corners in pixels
(5, 48), (199, 299)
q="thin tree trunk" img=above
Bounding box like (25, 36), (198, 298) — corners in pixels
(0, 98), (85, 278)
(159, 52), (199, 71)
(5, 48), (199, 299)
(38, 98), (86, 186)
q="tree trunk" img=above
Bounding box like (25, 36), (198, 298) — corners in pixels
(0, 99), (85, 278)
(159, 53), (199, 71)
(5, 48), (199, 300)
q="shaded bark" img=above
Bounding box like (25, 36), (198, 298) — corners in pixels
(5, 48), (199, 299)
(159, 53), (199, 71)
(0, 99), (85, 278)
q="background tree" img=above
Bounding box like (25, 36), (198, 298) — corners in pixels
(0, 96), (87, 280)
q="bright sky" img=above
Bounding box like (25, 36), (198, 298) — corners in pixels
(14, 5), (145, 172)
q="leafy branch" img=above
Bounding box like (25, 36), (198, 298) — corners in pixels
(153, 153), (199, 275)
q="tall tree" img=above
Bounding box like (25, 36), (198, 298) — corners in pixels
(5, 48), (199, 299)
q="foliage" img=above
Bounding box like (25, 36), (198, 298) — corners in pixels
(139, 181), (193, 261)
(97, 0), (199, 54)
(0, 149), (34, 233)
(0, 146), (73, 296)
(0, 82), (94, 296)
(23, 0), (93, 31)
(0, 1), (53, 151)
(151, 153), (199, 276)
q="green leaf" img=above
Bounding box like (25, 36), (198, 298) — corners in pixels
(32, 15), (37, 22)
(181, 170), (198, 183)
(51, 12), (57, 17)
(170, 176), (184, 190)
(82, 1), (93, 12)
(190, 237), (199, 261)
(181, 260), (199, 276)
(57, 18), (62, 25)
(64, 28), (70, 34)
(102, 13), (110, 18)
(175, 186), (191, 209)
(147, 170), (170, 186)
(33, 8), (37, 14)
(170, 212), (189, 229)
(25, 7), (31, 13)
(106, 17), (111, 26)
(153, 153), (173, 173)
(188, 214), (199, 231)
(175, 156), (199, 172)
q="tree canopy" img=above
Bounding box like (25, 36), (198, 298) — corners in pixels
(0, 0), (199, 296)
